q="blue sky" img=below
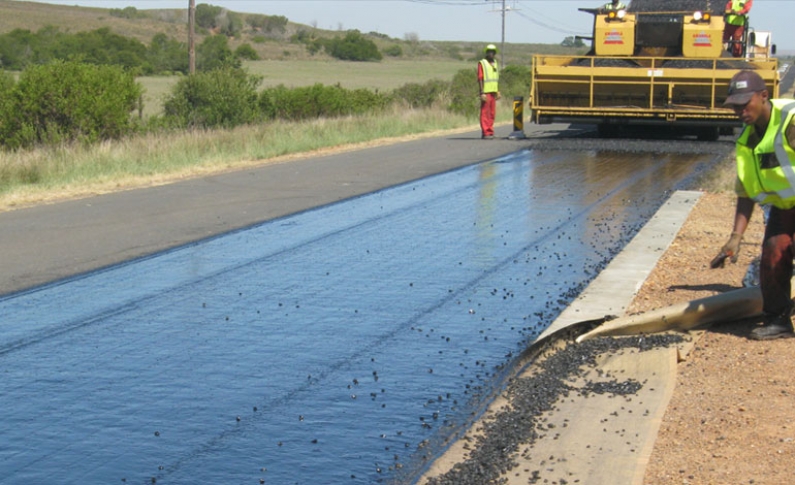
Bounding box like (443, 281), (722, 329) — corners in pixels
(29, 0), (794, 50)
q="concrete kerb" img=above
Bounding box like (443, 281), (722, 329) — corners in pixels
(418, 189), (703, 485)
(538, 189), (704, 341)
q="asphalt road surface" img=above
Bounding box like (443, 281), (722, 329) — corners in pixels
(0, 124), (556, 296)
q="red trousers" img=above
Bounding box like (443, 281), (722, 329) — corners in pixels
(480, 93), (496, 137)
(723, 24), (745, 57)
(760, 206), (795, 315)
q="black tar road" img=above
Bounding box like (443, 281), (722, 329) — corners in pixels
(0, 125), (550, 297)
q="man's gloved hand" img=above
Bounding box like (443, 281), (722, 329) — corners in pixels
(495, 91), (502, 100)
(479, 93), (488, 102)
(710, 232), (743, 268)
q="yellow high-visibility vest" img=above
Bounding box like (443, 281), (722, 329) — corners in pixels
(479, 59), (499, 94)
(736, 99), (795, 208)
(725, 0), (749, 26)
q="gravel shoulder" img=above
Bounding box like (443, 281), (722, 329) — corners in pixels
(418, 189), (795, 485)
(636, 191), (795, 485)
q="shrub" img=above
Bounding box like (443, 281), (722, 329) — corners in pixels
(259, 83), (390, 121)
(56, 27), (148, 70)
(234, 43), (260, 61)
(197, 34), (240, 71)
(448, 68), (478, 116)
(0, 26), (148, 71)
(147, 33), (189, 75)
(161, 67), (262, 129)
(195, 3), (223, 30)
(219, 11), (243, 37)
(322, 31), (382, 62)
(109, 7), (145, 19)
(392, 79), (450, 109)
(0, 61), (142, 149)
(499, 64), (531, 101)
(264, 15), (288, 34)
(383, 45), (403, 57)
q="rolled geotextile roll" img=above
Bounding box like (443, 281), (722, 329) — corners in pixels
(575, 286), (763, 343)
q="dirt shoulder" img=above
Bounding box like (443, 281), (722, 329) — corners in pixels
(634, 191), (795, 485)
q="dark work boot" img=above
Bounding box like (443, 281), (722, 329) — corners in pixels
(750, 308), (795, 340)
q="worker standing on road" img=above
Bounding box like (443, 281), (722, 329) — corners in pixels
(712, 70), (795, 340)
(723, 0), (753, 57)
(602, 0), (627, 11)
(478, 44), (500, 139)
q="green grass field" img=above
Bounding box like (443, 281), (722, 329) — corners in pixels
(137, 59), (472, 118)
(0, 1), (525, 209)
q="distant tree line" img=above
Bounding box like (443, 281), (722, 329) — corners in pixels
(109, 5), (289, 38)
(0, 26), (261, 74)
(0, 24), (388, 74)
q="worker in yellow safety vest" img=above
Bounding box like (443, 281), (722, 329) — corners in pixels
(477, 44), (500, 139)
(712, 70), (795, 340)
(602, 0), (626, 11)
(724, 0), (753, 57)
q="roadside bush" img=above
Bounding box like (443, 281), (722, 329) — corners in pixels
(0, 61), (142, 149)
(448, 68), (478, 116)
(259, 83), (390, 121)
(0, 71), (15, 135)
(499, 64), (531, 102)
(161, 68), (262, 129)
(392, 79), (450, 109)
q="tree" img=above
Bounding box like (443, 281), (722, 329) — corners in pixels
(323, 31), (382, 62)
(197, 35), (240, 71)
(195, 3), (223, 30)
(147, 33), (189, 74)
(561, 36), (585, 48)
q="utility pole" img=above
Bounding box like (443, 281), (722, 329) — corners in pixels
(488, 0), (510, 67)
(500, 0), (505, 68)
(188, 0), (195, 74)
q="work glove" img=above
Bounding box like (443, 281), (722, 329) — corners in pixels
(479, 93), (488, 102)
(710, 232), (742, 268)
(496, 91), (502, 101)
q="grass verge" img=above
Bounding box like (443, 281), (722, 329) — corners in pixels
(0, 105), (512, 211)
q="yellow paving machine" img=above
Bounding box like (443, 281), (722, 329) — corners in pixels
(529, 0), (779, 140)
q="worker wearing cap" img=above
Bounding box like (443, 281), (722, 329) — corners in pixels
(712, 69), (795, 339)
(723, 0), (753, 57)
(602, 0), (627, 11)
(478, 44), (500, 139)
